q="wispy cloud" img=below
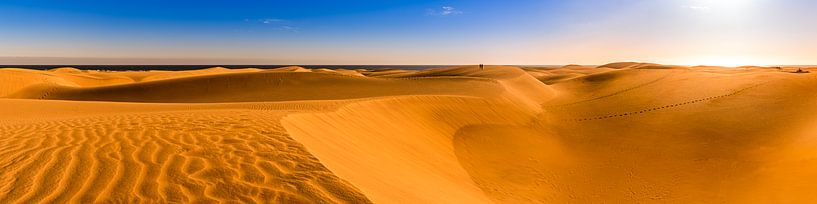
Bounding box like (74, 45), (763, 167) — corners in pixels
(427, 6), (463, 16)
(260, 18), (286, 24)
(441, 6), (462, 15)
(247, 18), (299, 32)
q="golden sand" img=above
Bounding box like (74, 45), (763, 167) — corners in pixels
(1, 63), (816, 203)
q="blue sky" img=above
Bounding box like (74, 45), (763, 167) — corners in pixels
(1, 0), (815, 65)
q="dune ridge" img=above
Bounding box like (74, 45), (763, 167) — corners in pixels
(280, 66), (551, 202)
(2, 64), (817, 203)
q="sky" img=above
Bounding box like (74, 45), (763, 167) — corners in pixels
(1, 0), (816, 65)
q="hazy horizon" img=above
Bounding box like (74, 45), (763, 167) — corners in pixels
(2, 0), (816, 66)
(4, 57), (817, 67)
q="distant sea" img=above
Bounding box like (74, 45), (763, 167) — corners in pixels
(0, 65), (466, 71)
(0, 65), (563, 71)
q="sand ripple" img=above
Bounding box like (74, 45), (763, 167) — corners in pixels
(0, 111), (370, 203)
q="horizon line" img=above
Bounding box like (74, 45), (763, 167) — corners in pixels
(1, 57), (816, 67)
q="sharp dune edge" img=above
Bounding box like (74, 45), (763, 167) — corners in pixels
(1, 64), (817, 203)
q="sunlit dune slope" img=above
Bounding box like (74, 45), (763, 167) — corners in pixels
(0, 68), (133, 97)
(282, 65), (553, 203)
(2, 64), (817, 203)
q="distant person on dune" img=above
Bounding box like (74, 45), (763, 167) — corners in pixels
(479, 64), (484, 70)
(794, 68), (810, 73)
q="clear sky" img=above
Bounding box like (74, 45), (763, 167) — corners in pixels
(1, 0), (815, 65)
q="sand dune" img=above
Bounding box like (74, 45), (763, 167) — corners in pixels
(6, 67), (508, 103)
(2, 64), (817, 203)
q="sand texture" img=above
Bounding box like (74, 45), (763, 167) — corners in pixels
(2, 64), (817, 203)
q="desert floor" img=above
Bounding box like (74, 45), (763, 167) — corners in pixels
(1, 63), (816, 203)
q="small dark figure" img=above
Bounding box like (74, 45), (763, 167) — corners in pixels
(794, 68), (810, 74)
(479, 64), (484, 70)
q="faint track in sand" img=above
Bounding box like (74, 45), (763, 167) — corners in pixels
(543, 70), (674, 110)
(559, 81), (771, 122)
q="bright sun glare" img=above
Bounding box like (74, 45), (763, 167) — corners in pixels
(697, 59), (753, 67)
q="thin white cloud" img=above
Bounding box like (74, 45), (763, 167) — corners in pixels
(247, 18), (299, 32)
(441, 6), (461, 15)
(260, 18), (286, 24)
(427, 6), (463, 16)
